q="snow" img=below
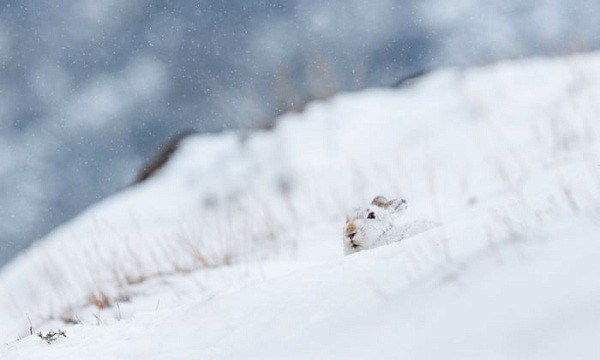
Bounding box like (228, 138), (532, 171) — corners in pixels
(2, 52), (600, 359)
(6, 0), (600, 266)
(242, 219), (600, 360)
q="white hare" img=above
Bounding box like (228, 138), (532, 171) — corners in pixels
(343, 196), (437, 255)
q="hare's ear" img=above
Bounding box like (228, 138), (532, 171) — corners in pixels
(386, 198), (407, 212)
(371, 196), (388, 207)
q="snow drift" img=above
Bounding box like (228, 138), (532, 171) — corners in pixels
(1, 52), (600, 359)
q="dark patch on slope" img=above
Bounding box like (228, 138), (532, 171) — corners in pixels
(391, 68), (429, 88)
(134, 129), (198, 184)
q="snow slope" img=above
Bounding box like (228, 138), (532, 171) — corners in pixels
(2, 52), (600, 359)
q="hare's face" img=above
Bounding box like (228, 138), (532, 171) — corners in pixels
(343, 196), (407, 254)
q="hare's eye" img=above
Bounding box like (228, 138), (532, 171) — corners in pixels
(367, 212), (376, 219)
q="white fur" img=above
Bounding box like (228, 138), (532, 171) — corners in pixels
(342, 196), (436, 255)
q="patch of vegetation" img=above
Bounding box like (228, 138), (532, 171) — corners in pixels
(37, 329), (67, 344)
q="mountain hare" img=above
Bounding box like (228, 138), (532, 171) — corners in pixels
(343, 196), (436, 255)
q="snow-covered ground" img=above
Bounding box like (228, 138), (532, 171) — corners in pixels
(2, 52), (600, 359)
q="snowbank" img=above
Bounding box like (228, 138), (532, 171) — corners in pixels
(2, 52), (600, 358)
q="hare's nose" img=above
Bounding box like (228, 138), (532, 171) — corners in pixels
(346, 222), (357, 235)
(347, 232), (356, 240)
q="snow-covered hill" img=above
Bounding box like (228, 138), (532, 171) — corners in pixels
(2, 52), (600, 359)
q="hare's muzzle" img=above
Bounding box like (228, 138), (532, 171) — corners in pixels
(345, 222), (358, 240)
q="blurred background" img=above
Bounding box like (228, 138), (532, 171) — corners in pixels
(1, 0), (599, 266)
